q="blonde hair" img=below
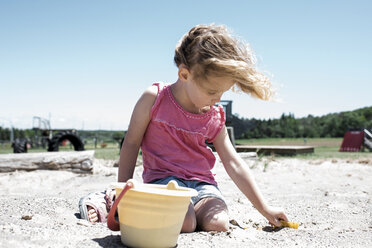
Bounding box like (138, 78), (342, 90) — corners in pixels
(174, 24), (273, 100)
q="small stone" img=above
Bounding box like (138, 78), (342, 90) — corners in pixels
(229, 219), (248, 229)
(21, 215), (32, 220)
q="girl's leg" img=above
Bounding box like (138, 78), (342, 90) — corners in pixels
(181, 203), (197, 233)
(194, 198), (229, 232)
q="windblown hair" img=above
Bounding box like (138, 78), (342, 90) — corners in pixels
(174, 24), (273, 100)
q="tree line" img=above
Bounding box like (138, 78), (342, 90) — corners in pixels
(231, 106), (372, 139)
(1, 106), (371, 142)
(0, 128), (32, 142)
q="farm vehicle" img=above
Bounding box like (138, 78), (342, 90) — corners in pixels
(12, 116), (85, 153)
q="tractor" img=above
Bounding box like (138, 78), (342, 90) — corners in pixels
(12, 116), (85, 153)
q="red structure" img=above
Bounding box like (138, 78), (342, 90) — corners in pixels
(339, 131), (364, 152)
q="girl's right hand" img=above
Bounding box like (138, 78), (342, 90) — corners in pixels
(262, 206), (288, 227)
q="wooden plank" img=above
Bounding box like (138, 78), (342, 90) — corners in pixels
(0, 150), (94, 173)
(236, 145), (314, 156)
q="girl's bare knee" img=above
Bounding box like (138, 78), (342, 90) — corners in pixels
(214, 213), (230, 232)
(201, 211), (229, 232)
(195, 198), (229, 232)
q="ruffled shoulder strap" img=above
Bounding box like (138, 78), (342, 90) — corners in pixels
(150, 82), (169, 118)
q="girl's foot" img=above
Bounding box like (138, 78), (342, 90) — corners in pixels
(79, 188), (116, 223)
(87, 206), (99, 223)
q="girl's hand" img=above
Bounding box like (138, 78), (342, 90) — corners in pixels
(262, 206), (288, 227)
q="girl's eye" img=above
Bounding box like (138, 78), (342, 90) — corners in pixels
(208, 91), (218, 95)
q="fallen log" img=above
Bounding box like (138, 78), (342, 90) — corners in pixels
(236, 145), (314, 156)
(0, 150), (94, 173)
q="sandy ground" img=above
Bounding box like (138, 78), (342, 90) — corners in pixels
(0, 153), (371, 248)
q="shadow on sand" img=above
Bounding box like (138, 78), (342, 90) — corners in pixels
(93, 235), (179, 248)
(262, 225), (284, 232)
(92, 235), (127, 248)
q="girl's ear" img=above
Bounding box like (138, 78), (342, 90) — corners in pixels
(178, 64), (190, 81)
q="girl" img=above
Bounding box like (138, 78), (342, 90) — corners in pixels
(117, 24), (288, 232)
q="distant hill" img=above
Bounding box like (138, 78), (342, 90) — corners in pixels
(232, 106), (372, 139)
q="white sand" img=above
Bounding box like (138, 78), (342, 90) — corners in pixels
(0, 155), (371, 247)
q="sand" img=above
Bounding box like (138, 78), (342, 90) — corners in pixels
(0, 154), (371, 247)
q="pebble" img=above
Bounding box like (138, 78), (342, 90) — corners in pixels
(21, 215), (33, 220)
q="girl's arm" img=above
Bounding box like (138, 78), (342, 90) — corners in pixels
(118, 86), (157, 182)
(213, 126), (288, 226)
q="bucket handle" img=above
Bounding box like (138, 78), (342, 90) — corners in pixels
(107, 181), (134, 231)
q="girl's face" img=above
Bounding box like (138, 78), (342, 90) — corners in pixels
(187, 74), (234, 110)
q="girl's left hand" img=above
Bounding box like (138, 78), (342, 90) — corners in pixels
(262, 206), (288, 227)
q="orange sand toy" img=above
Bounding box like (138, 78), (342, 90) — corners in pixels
(107, 179), (197, 248)
(280, 220), (299, 229)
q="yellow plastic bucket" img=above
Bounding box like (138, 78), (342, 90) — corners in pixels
(107, 179), (197, 248)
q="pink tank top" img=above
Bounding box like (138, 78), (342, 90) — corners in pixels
(141, 82), (226, 185)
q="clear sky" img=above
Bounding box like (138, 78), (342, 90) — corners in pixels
(1, 0), (371, 130)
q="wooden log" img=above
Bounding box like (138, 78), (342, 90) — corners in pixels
(0, 150), (95, 173)
(236, 145), (314, 156)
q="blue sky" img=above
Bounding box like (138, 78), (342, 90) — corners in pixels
(1, 0), (371, 130)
